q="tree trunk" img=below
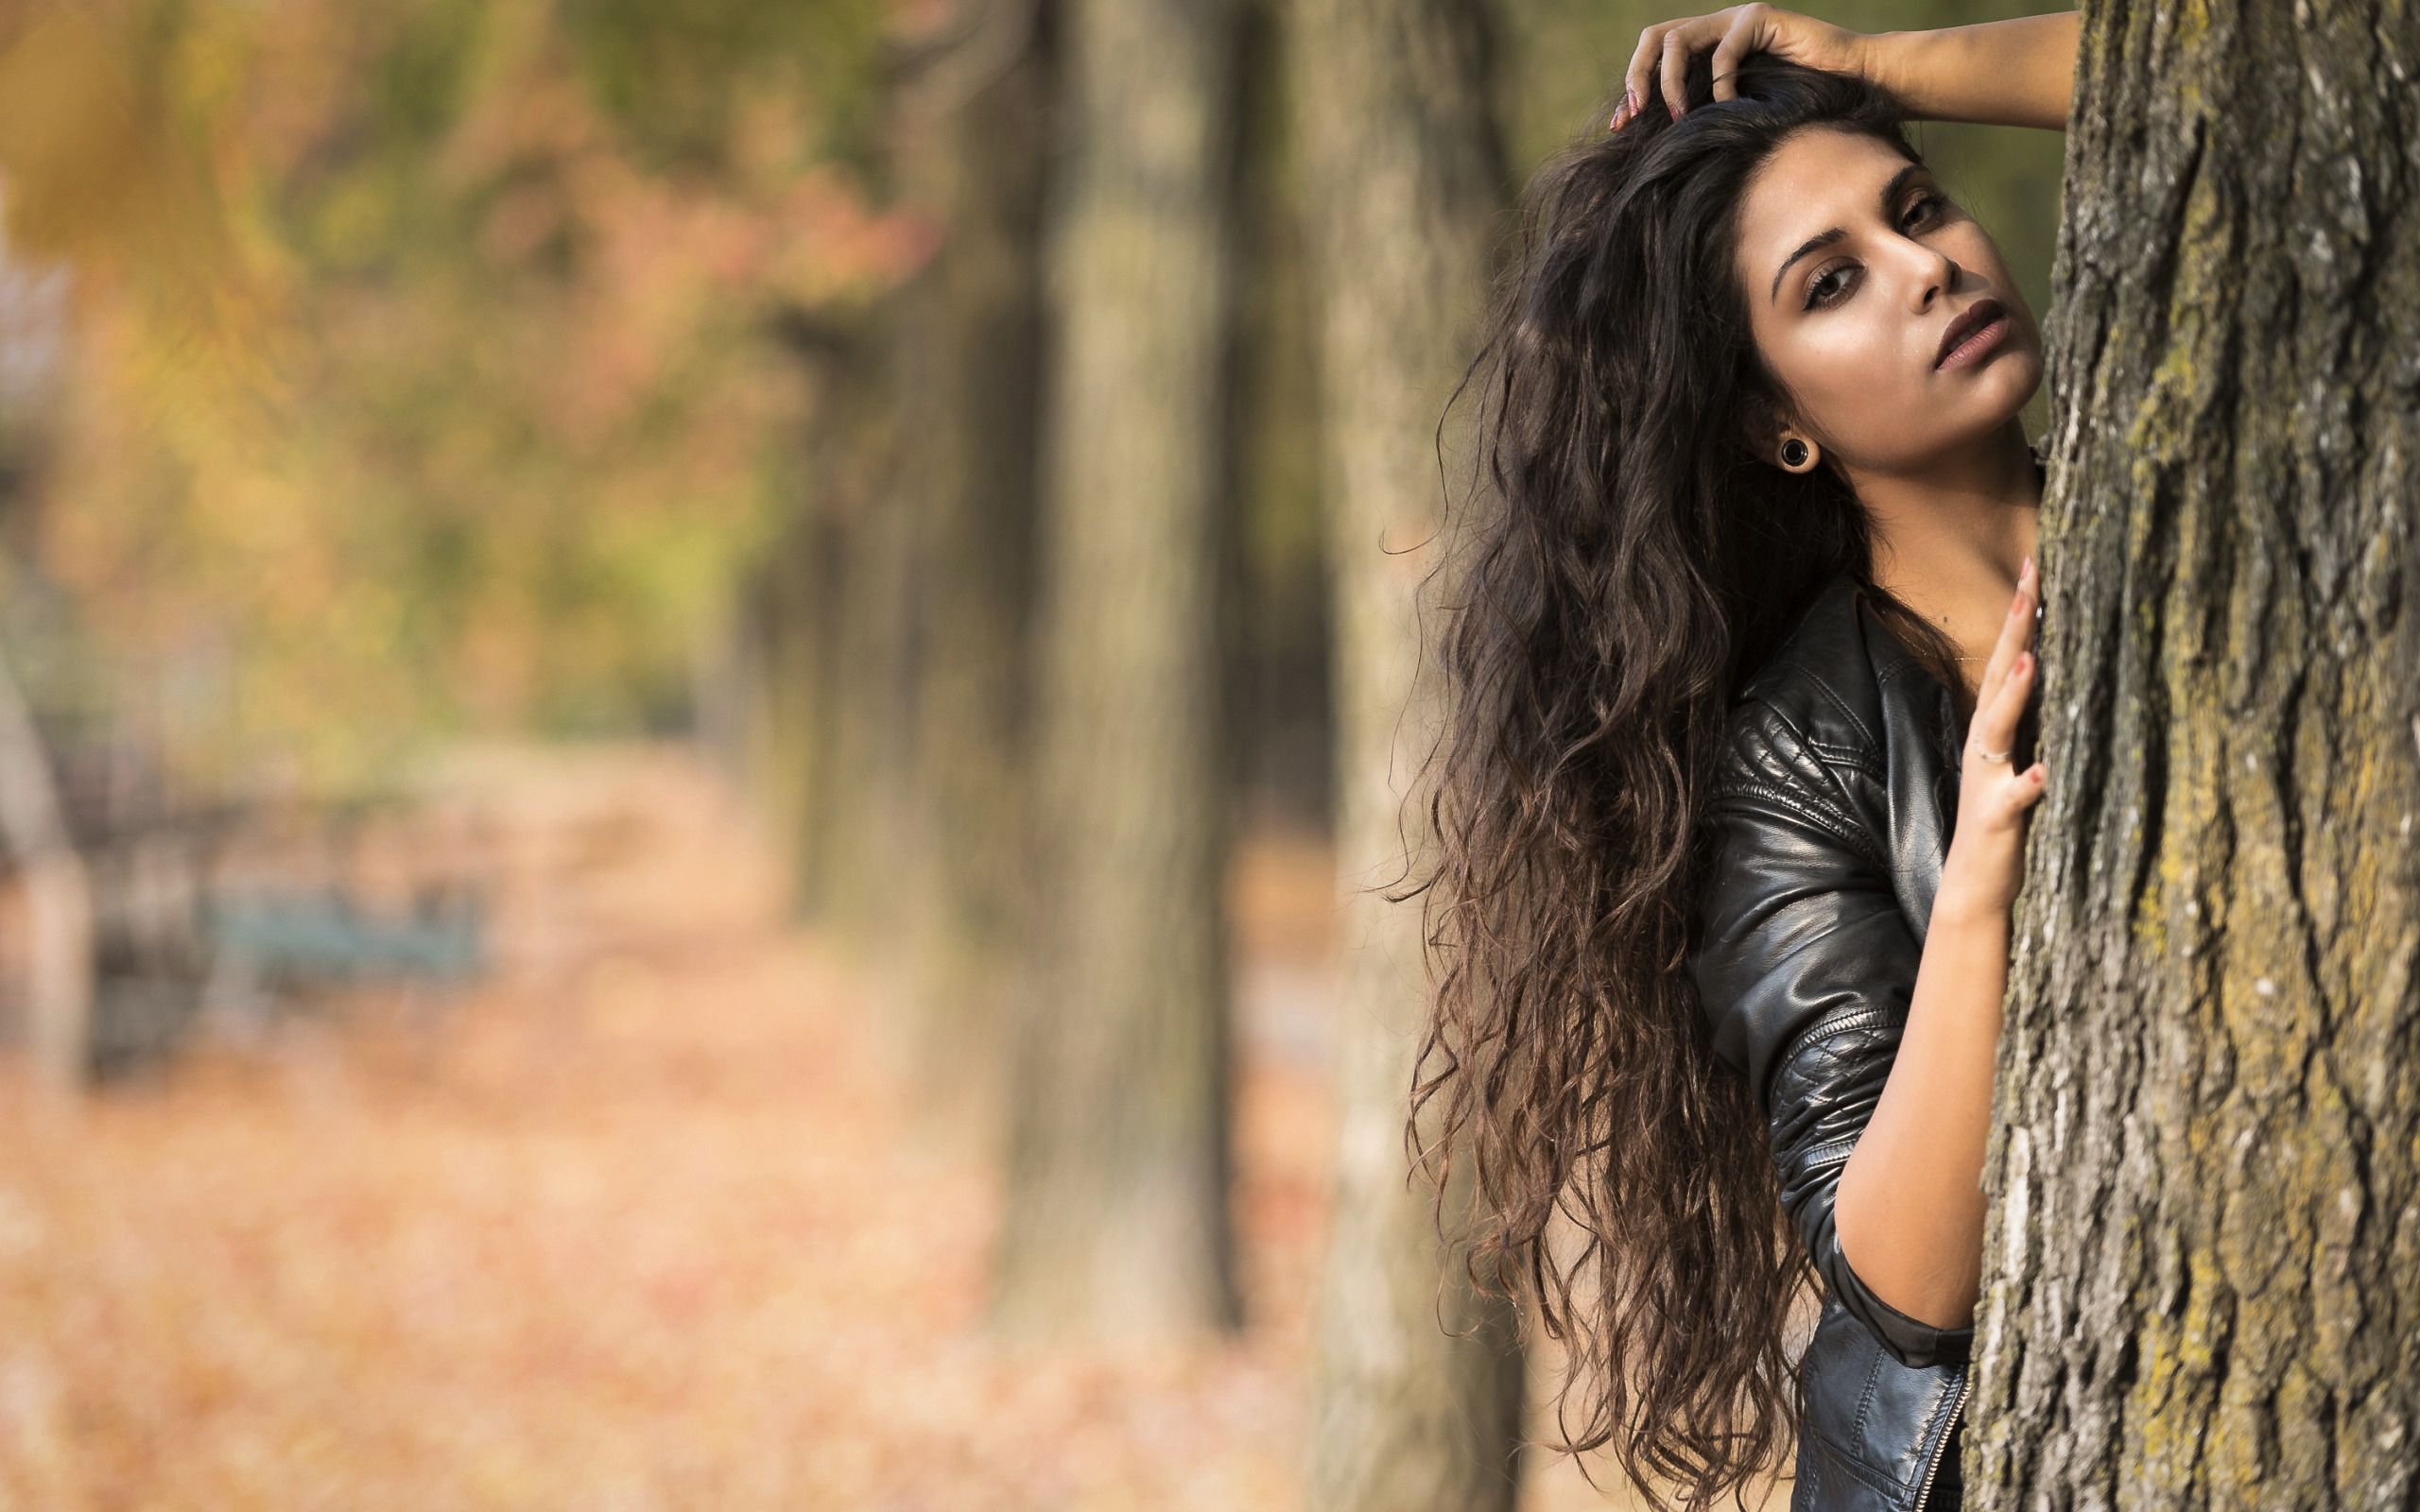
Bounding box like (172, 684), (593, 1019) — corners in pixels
(1972, 1), (2420, 1504)
(0, 638), (91, 1098)
(991, 0), (1242, 1337)
(1286, 0), (1524, 1504)
(889, 0), (1053, 1114)
(746, 313), (904, 937)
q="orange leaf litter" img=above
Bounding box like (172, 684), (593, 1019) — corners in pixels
(0, 747), (1340, 1511)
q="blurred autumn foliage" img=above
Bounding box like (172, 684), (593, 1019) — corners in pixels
(0, 0), (922, 782)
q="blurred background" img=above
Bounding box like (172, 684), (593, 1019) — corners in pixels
(0, 0), (2061, 1505)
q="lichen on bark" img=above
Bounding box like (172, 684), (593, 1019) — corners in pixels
(1972, 0), (2420, 1506)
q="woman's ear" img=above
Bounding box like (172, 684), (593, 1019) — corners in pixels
(1746, 404), (1821, 474)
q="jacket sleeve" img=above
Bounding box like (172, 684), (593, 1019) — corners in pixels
(1688, 696), (1975, 1370)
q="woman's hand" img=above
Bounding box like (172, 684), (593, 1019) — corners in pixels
(1941, 556), (2048, 919)
(1609, 7), (2078, 133)
(1612, 5), (1868, 128)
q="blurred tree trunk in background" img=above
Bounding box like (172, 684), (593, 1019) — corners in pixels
(992, 0), (1243, 1336)
(734, 2), (1054, 1006)
(888, 0), (1054, 1109)
(0, 638), (91, 1098)
(1972, 0), (2420, 1504)
(743, 314), (911, 942)
(1288, 0), (1524, 1505)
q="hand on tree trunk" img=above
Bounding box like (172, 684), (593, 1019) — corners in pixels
(1939, 554), (2048, 922)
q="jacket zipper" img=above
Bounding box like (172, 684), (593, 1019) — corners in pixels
(1910, 1373), (1971, 1512)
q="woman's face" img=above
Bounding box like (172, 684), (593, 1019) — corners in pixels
(1732, 127), (2043, 473)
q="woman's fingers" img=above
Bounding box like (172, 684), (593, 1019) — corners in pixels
(1660, 26), (1698, 121)
(1968, 560), (2042, 782)
(1967, 652), (2027, 771)
(1965, 657), (2046, 826)
(2015, 762), (2048, 805)
(1613, 6), (1868, 127)
(1708, 5), (1771, 101)
(1615, 9), (1740, 127)
(1991, 752), (2049, 814)
(1976, 556), (2037, 705)
(1958, 558), (2048, 830)
(1977, 648), (2031, 750)
(1619, 22), (1678, 126)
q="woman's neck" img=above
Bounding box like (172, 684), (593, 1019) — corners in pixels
(1850, 420), (2043, 684)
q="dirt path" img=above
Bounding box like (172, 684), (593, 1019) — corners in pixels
(0, 747), (1336, 1511)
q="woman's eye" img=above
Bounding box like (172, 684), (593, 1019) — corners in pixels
(1900, 192), (1948, 232)
(1805, 262), (1857, 310)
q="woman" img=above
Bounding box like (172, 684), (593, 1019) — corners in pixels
(1413, 9), (2079, 1511)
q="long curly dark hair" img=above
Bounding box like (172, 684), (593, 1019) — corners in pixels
(1411, 54), (1964, 1509)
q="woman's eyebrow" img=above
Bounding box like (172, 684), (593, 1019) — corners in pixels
(1769, 163), (1931, 305)
(1771, 228), (1846, 302)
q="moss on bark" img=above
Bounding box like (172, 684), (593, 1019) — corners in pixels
(1974, 0), (2420, 1504)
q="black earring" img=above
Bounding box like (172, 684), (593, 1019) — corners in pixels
(1780, 438), (1810, 469)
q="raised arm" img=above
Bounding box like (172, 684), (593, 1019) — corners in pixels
(1861, 11), (2078, 129)
(1612, 5), (2078, 133)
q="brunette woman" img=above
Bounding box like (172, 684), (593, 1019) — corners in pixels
(1414, 9), (2079, 1510)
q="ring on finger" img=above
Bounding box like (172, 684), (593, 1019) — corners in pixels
(1977, 745), (2012, 764)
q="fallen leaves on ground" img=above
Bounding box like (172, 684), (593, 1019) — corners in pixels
(0, 745), (1335, 1512)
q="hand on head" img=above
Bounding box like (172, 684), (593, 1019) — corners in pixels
(1610, 4), (1871, 129)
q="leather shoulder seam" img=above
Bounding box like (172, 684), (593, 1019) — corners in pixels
(1803, 736), (1885, 780)
(1709, 775), (1891, 875)
(1762, 659), (1884, 768)
(1727, 682), (1885, 782)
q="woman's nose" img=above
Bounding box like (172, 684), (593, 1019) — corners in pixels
(1896, 243), (1961, 314)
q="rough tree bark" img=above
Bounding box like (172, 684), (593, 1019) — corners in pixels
(1973, 0), (2420, 1504)
(991, 0), (1242, 1336)
(1287, 0), (1525, 1504)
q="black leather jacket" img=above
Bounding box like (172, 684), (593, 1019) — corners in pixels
(1690, 572), (2028, 1512)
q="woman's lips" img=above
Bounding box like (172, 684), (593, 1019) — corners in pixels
(1935, 299), (2011, 371)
